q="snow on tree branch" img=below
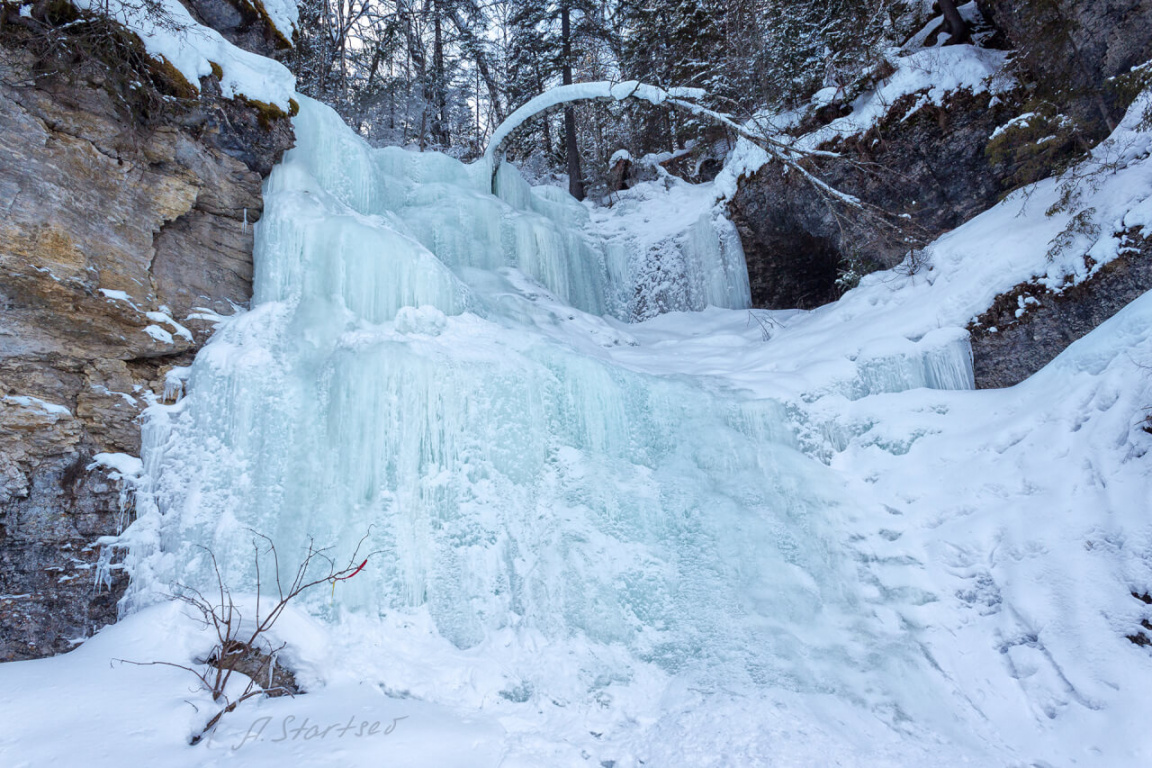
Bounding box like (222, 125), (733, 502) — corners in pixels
(483, 80), (860, 208)
(485, 81), (701, 163)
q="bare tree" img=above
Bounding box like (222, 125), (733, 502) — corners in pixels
(561, 1), (584, 200)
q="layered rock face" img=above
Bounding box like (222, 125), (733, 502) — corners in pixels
(730, 1), (1152, 389)
(969, 229), (1152, 389)
(977, 0), (1152, 134)
(729, 88), (1022, 309)
(0, 17), (292, 660)
(180, 0), (295, 60)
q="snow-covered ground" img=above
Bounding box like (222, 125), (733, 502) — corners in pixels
(3, 11), (1152, 766)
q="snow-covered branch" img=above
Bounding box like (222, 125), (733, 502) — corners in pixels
(482, 79), (859, 207)
(484, 81), (704, 163)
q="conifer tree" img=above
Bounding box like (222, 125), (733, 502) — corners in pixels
(505, 0), (559, 161)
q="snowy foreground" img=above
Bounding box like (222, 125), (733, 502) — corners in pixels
(4, 83), (1152, 768)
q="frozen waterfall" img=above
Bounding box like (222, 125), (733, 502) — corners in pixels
(128, 96), (971, 717)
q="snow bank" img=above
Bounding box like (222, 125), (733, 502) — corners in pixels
(72, 0), (295, 109)
(594, 89), (1152, 764)
(716, 44), (1013, 200)
(88, 452), (144, 480)
(256, 0), (298, 44)
(608, 148), (632, 166)
(796, 45), (1012, 150)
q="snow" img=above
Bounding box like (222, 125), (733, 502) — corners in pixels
(146, 310), (194, 341)
(99, 292), (195, 343)
(394, 305), (448, 336)
(0, 602), (504, 767)
(98, 288), (133, 302)
(811, 85), (840, 106)
(71, 0), (295, 109)
(487, 81), (711, 162)
(88, 452), (144, 480)
(609, 148), (632, 166)
(90, 384), (139, 406)
(98, 287), (143, 313)
(990, 111), (1038, 141)
(2, 394), (72, 416)
(825, 294), (1152, 766)
(631, 141), (696, 170)
(255, 0), (298, 44)
(3, 18), (1152, 766)
(797, 45), (1013, 150)
(143, 324), (174, 344)
(726, 44), (1015, 202)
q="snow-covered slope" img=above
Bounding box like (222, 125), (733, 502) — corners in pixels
(70, 0), (296, 109)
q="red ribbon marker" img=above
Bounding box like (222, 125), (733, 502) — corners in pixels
(335, 559), (368, 581)
(330, 559), (367, 599)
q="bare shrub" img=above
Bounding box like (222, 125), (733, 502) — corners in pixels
(118, 529), (378, 744)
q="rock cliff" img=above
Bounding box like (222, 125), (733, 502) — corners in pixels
(0, 4), (293, 661)
(969, 227), (1152, 388)
(730, 87), (1023, 309)
(730, 0), (1152, 388)
(976, 0), (1152, 136)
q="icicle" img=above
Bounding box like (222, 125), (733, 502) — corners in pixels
(137, 95), (860, 685)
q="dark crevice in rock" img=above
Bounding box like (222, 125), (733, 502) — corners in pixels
(731, 87), (1026, 309)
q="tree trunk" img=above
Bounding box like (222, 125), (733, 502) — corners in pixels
(449, 10), (505, 123)
(937, 0), (970, 44)
(432, 0), (450, 147)
(562, 2), (585, 201)
(534, 70), (554, 158)
(397, 0), (427, 145)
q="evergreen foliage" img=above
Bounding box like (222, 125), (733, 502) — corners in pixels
(281, 1), (941, 191)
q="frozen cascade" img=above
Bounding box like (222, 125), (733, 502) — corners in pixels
(130, 96), (971, 716)
(852, 328), (974, 399)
